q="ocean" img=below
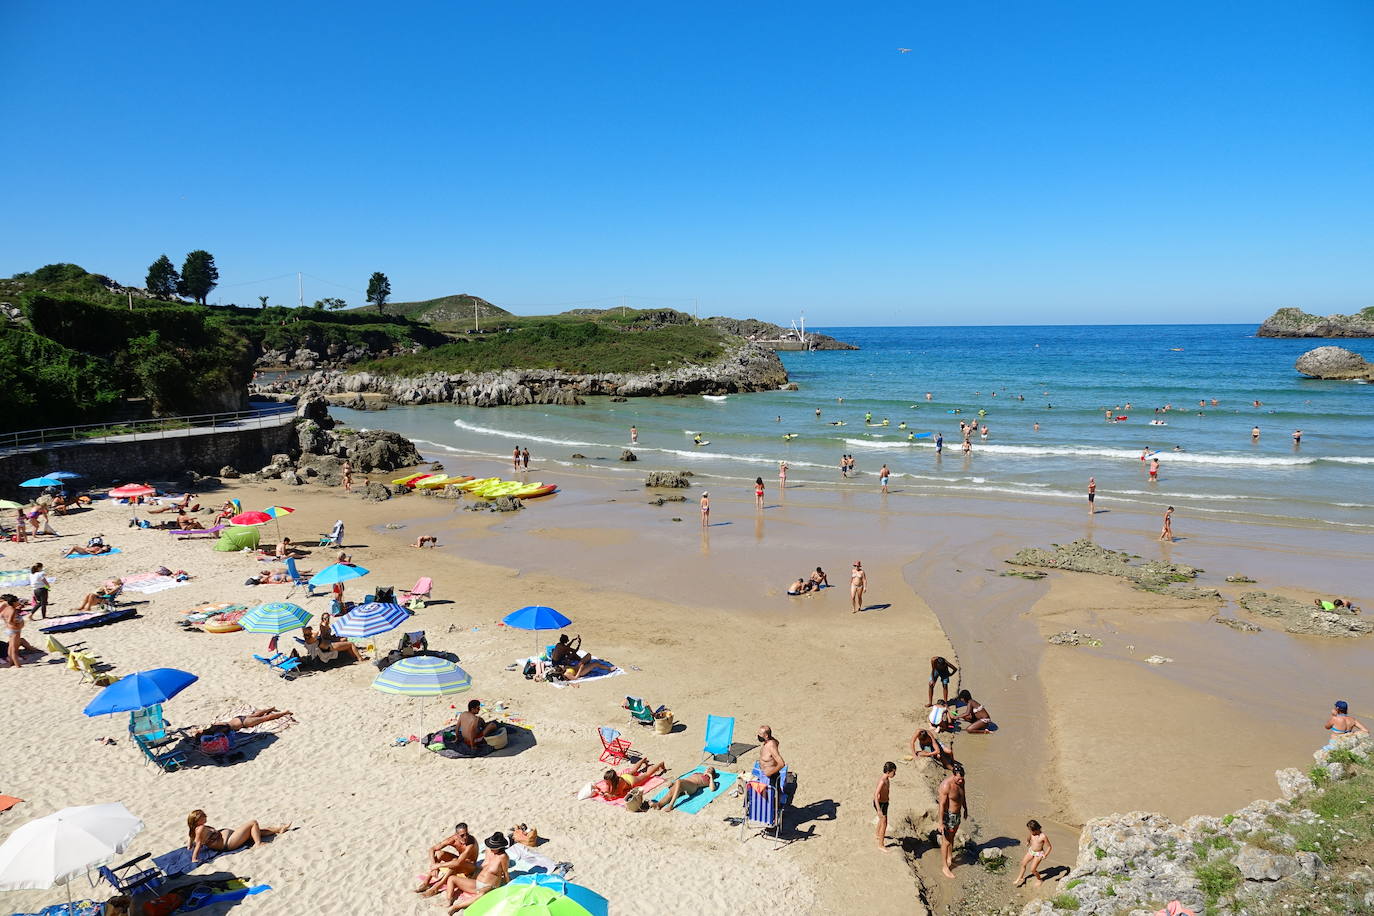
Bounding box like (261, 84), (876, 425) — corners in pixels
(330, 324), (1374, 532)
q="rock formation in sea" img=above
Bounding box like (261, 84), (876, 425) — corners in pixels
(1294, 345), (1374, 380)
(1257, 307), (1374, 338)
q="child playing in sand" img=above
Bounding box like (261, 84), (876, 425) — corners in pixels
(1013, 820), (1052, 887)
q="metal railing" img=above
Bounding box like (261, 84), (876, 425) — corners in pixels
(0, 403), (297, 451)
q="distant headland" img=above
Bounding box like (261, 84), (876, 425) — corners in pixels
(1256, 306), (1374, 338)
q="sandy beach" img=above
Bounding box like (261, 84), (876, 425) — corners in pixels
(1, 457), (1369, 915)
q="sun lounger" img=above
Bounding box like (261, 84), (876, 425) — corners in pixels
(170, 525), (224, 539)
(72, 652), (118, 686)
(252, 652), (302, 679)
(39, 607), (137, 633)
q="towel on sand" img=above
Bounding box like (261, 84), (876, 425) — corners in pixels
(650, 766), (739, 814)
(591, 775), (666, 808)
(122, 572), (184, 594)
(64, 547), (121, 558)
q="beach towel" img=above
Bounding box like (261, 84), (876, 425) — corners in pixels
(122, 572), (184, 594)
(549, 664), (624, 688)
(39, 608), (136, 633)
(10, 901), (102, 916)
(650, 766), (740, 814)
(0, 795), (21, 813)
(591, 775), (666, 808)
(507, 844), (563, 876)
(152, 842), (245, 877)
(0, 570), (28, 589)
(63, 547), (121, 558)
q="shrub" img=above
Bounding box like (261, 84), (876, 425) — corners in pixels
(1195, 861), (1242, 907)
(1049, 894), (1081, 910)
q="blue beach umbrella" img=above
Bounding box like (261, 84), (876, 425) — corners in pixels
(240, 602), (312, 635)
(333, 602), (409, 639)
(468, 876), (609, 916)
(372, 656), (472, 696)
(19, 477), (61, 488)
(502, 606), (571, 631)
(47, 471), (82, 480)
(511, 875), (609, 916)
(309, 563), (370, 587)
(82, 668), (198, 717)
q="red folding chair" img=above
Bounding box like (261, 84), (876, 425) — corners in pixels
(598, 726), (633, 764)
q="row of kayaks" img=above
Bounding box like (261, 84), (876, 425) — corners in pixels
(391, 472), (557, 499)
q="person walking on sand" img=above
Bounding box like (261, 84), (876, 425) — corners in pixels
(630, 425), (638, 444)
(879, 465), (890, 493)
(874, 762), (896, 850)
(937, 764), (968, 878)
(927, 656), (958, 706)
(1160, 506), (1174, 541)
(700, 491), (710, 526)
(2, 594), (36, 669)
(341, 461), (353, 492)
(755, 477), (765, 509)
(1087, 477), (1096, 515)
(1013, 820), (1052, 887)
(778, 461), (788, 489)
(29, 563), (51, 619)
(512, 447), (521, 472)
(521, 447), (530, 470)
(850, 561), (867, 613)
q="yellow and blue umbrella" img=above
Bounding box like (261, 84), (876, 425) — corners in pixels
(240, 602), (312, 635)
(468, 876), (609, 916)
(262, 505), (294, 537)
(372, 656), (471, 696)
(334, 602), (409, 639)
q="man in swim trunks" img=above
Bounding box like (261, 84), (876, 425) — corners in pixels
(1087, 477), (1096, 516)
(879, 465), (890, 493)
(596, 759), (668, 799)
(756, 725), (785, 789)
(457, 699), (501, 748)
(652, 766), (718, 811)
(874, 761), (896, 850)
(927, 656), (958, 706)
(1149, 457), (1160, 481)
(850, 561), (867, 613)
(416, 823), (478, 895)
(1326, 700), (1368, 746)
(935, 433), (943, 454)
(937, 764), (968, 878)
(787, 577), (809, 596)
(809, 567), (829, 589)
(1292, 429), (1302, 445)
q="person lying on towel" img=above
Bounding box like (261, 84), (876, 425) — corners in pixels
(651, 767), (718, 811)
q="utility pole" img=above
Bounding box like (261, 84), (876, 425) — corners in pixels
(127, 290), (134, 311)
(693, 298), (698, 322)
(297, 272), (304, 309)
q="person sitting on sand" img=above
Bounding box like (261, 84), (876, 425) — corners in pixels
(443, 832), (510, 911)
(264, 537), (304, 559)
(71, 579), (122, 613)
(61, 541), (112, 558)
(955, 689), (994, 733)
(810, 567), (829, 588)
(186, 809), (290, 864)
(911, 728), (957, 770)
(193, 708), (294, 738)
(412, 535), (439, 548)
(416, 823), (478, 896)
(595, 759), (668, 799)
(457, 699), (501, 748)
(296, 625), (364, 663)
(1326, 700), (1368, 747)
(786, 577), (813, 596)
(652, 767), (718, 811)
(548, 634), (581, 667)
(928, 698), (956, 733)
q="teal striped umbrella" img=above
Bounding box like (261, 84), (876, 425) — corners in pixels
(334, 602), (409, 639)
(372, 656), (471, 696)
(240, 602), (312, 635)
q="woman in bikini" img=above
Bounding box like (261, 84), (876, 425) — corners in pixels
(444, 832), (509, 911)
(596, 759), (668, 799)
(186, 809), (290, 863)
(193, 709), (294, 738)
(755, 477), (765, 509)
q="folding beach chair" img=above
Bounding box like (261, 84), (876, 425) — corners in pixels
(284, 557), (319, 598)
(740, 763), (789, 844)
(134, 733), (188, 772)
(625, 696), (664, 727)
(401, 576), (433, 610)
(252, 652), (302, 679)
(318, 520), (344, 548)
(598, 726), (633, 764)
(97, 584), (124, 611)
(702, 714), (735, 763)
(98, 853), (166, 897)
(129, 705), (172, 745)
(73, 652), (118, 686)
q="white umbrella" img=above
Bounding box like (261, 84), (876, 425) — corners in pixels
(0, 803), (143, 910)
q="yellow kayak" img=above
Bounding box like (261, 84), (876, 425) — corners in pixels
(507, 482), (550, 498)
(392, 472), (432, 486)
(412, 475), (451, 490)
(472, 481), (523, 498)
(456, 477), (500, 492)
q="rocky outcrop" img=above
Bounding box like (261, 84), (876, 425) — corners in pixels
(1021, 734), (1374, 915)
(1238, 591), (1372, 638)
(644, 471), (692, 488)
(1258, 307), (1374, 338)
(1007, 539), (1206, 596)
(702, 316), (859, 350)
(266, 339), (790, 408)
(1295, 345), (1374, 380)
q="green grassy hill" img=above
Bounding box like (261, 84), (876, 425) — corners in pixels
(381, 293), (511, 327)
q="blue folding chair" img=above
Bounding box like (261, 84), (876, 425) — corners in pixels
(129, 705), (171, 745)
(252, 652), (303, 679)
(134, 733), (188, 772)
(702, 714), (735, 762)
(98, 853), (166, 896)
(284, 557), (319, 598)
(740, 763), (788, 843)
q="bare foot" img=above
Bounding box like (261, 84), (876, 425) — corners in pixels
(942, 866), (955, 879)
(1034, 876), (1043, 886)
(1013, 877), (1026, 887)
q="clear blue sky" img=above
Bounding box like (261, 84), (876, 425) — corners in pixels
(2, 1), (1370, 325)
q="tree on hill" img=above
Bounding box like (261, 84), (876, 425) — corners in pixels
(178, 250), (219, 305)
(366, 272), (391, 314)
(314, 297), (347, 310)
(145, 255), (181, 299)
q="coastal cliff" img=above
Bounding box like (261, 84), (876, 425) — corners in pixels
(1295, 345), (1374, 381)
(1257, 307), (1374, 338)
(268, 337), (791, 407)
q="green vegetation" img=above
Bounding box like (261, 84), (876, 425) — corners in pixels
(1094, 847), (1107, 860)
(980, 854), (1007, 873)
(1192, 833), (1235, 859)
(366, 271), (391, 314)
(145, 255), (180, 299)
(1049, 893), (1081, 910)
(386, 292), (511, 325)
(179, 250), (219, 305)
(359, 317), (727, 376)
(1065, 878), (1082, 890)
(1194, 860), (1242, 907)
(1309, 765), (1330, 788)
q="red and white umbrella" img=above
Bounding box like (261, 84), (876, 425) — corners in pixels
(229, 511), (273, 527)
(109, 484), (157, 520)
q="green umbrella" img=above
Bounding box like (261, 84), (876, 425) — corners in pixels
(0, 500), (25, 510)
(466, 878), (607, 916)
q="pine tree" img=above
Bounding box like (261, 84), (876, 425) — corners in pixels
(366, 272), (391, 314)
(178, 250), (219, 305)
(145, 255), (181, 300)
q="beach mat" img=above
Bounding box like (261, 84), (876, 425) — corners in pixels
(64, 547), (121, 558)
(40, 608), (136, 633)
(650, 766), (739, 813)
(0, 570), (28, 589)
(549, 664), (624, 689)
(592, 775), (666, 808)
(122, 572), (184, 594)
(153, 842), (245, 877)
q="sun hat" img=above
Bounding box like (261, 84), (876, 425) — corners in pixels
(485, 831), (509, 850)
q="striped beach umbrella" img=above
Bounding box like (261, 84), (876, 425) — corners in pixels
(333, 602), (409, 639)
(240, 602), (312, 635)
(372, 656), (471, 696)
(262, 505), (294, 537)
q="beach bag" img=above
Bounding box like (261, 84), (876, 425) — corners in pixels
(522, 660), (537, 679)
(653, 710), (675, 735)
(625, 788), (647, 812)
(88, 536), (105, 548)
(200, 734), (230, 756)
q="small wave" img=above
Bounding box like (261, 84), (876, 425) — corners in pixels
(1111, 488), (1281, 502)
(1324, 456), (1374, 465)
(451, 418), (602, 449)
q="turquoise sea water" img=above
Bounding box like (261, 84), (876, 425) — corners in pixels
(333, 324), (1374, 532)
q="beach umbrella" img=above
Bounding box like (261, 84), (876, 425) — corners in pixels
(468, 876), (609, 916)
(263, 505), (295, 538)
(502, 606), (572, 631)
(47, 471), (81, 480)
(0, 499), (24, 510)
(82, 668), (197, 717)
(333, 601), (409, 640)
(109, 484), (156, 521)
(240, 602), (312, 635)
(0, 802), (143, 913)
(373, 656), (472, 734)
(19, 477), (61, 488)
(229, 510), (273, 527)
(310, 563), (370, 587)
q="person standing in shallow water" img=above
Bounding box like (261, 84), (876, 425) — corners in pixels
(700, 491), (709, 526)
(512, 447), (521, 472)
(521, 447), (530, 470)
(1087, 477), (1096, 515)
(850, 561), (867, 613)
(1160, 506), (1174, 541)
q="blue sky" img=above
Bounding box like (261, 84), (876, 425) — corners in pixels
(2, 1), (1370, 325)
